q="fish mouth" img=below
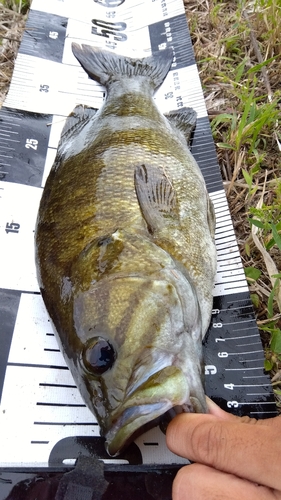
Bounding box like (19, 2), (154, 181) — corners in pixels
(105, 401), (172, 457)
(104, 365), (206, 456)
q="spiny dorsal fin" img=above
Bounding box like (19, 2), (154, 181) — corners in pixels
(165, 107), (197, 146)
(134, 164), (178, 234)
(72, 43), (173, 89)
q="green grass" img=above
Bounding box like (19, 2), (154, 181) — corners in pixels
(0, 0), (30, 14)
(185, 0), (281, 404)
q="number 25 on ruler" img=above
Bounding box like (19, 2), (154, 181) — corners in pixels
(25, 139), (38, 150)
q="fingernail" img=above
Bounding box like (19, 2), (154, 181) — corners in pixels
(206, 396), (226, 418)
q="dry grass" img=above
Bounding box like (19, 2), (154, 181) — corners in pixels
(1, 0), (281, 406)
(0, 3), (26, 104)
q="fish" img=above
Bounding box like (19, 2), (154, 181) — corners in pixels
(35, 43), (217, 457)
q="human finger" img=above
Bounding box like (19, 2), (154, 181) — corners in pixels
(206, 396), (238, 419)
(172, 463), (281, 500)
(166, 412), (281, 491)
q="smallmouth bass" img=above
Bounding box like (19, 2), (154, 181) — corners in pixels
(35, 44), (217, 456)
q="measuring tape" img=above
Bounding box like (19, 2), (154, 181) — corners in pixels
(0, 0), (277, 470)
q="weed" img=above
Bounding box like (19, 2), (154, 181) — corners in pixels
(0, 0), (30, 14)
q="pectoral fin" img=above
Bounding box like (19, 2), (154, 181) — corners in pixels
(134, 164), (178, 234)
(165, 107), (197, 146)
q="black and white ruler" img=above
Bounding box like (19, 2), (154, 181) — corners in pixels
(0, 0), (277, 474)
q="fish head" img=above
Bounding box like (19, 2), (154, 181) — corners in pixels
(71, 254), (206, 456)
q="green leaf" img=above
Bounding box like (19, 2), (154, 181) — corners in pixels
(274, 389), (281, 396)
(212, 113), (233, 125)
(264, 359), (273, 371)
(249, 218), (265, 229)
(245, 267), (261, 281)
(245, 241), (251, 257)
(268, 278), (281, 317)
(265, 237), (276, 251)
(268, 287), (275, 318)
(270, 223), (281, 251)
(235, 58), (247, 83)
(236, 88), (255, 149)
(249, 101), (257, 123)
(270, 330), (281, 354)
(250, 293), (259, 308)
(250, 164), (260, 176)
(216, 142), (236, 150)
(242, 169), (252, 188)
(247, 56), (278, 75)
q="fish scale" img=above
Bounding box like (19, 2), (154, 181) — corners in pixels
(35, 45), (216, 456)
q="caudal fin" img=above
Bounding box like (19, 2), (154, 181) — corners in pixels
(72, 43), (173, 90)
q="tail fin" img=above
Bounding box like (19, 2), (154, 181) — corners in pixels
(72, 43), (173, 90)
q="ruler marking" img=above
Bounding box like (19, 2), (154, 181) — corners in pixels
(31, 441), (49, 444)
(225, 367), (264, 371)
(36, 402), (86, 408)
(0, 139), (21, 143)
(217, 257), (243, 264)
(39, 383), (76, 389)
(226, 298), (253, 306)
(216, 224), (234, 232)
(250, 411), (279, 415)
(236, 342), (261, 347)
(215, 279), (246, 287)
(247, 392), (271, 396)
(240, 402), (276, 406)
(217, 272), (245, 280)
(0, 131), (19, 136)
(232, 327), (258, 333)
(217, 318), (256, 327)
(33, 422), (97, 426)
(231, 384), (272, 388)
(243, 358), (265, 363)
(8, 362), (68, 370)
(228, 350), (264, 356)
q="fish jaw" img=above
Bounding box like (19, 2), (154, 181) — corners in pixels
(103, 364), (205, 457)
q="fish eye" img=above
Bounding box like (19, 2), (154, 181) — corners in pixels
(82, 337), (116, 375)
